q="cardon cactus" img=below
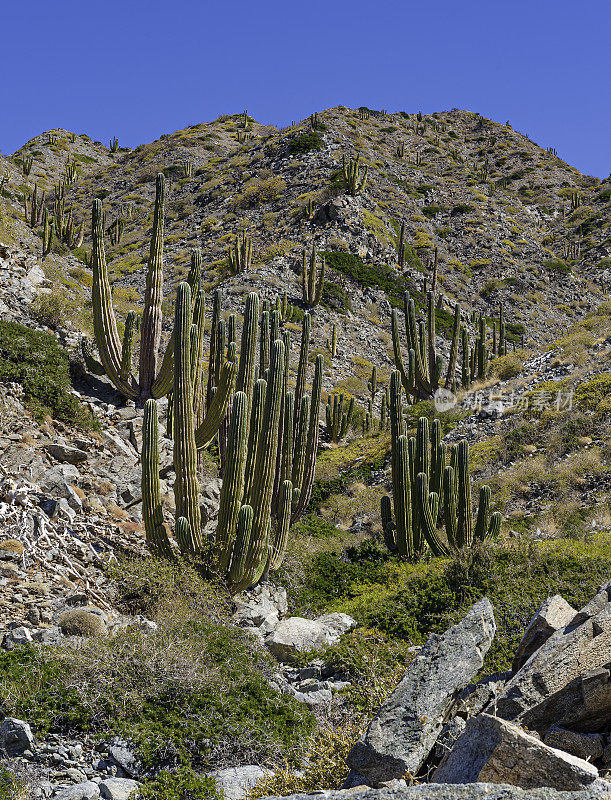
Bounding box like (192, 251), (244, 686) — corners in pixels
(228, 232), (252, 274)
(141, 297), (322, 594)
(302, 244), (325, 307)
(86, 174), (203, 404)
(391, 292), (462, 400)
(325, 393), (354, 443)
(342, 154), (368, 195)
(381, 370), (501, 560)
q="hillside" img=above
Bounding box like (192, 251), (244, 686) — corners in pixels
(0, 106), (609, 800)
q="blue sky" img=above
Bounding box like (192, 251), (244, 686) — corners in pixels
(2, 0), (610, 177)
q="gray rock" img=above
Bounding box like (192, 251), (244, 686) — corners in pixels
(107, 738), (143, 777)
(53, 782), (100, 800)
(39, 464), (81, 496)
(98, 777), (139, 800)
(433, 714), (609, 792)
(347, 599), (496, 784)
(1, 716), (34, 755)
(265, 613), (356, 662)
(212, 765), (270, 800)
(544, 727), (605, 762)
(44, 443), (89, 465)
(260, 783), (611, 799)
(512, 595), (577, 672)
(495, 582), (611, 733)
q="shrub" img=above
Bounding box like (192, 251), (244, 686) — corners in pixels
(0, 319), (96, 427)
(451, 203), (474, 215)
(288, 132), (324, 155)
(321, 281), (351, 313)
(421, 204), (446, 218)
(574, 373), (611, 411)
(0, 622), (314, 773)
(544, 258), (571, 274)
(490, 353), (524, 379)
(139, 766), (220, 800)
(31, 286), (81, 330)
(231, 176), (287, 209)
(0, 767), (26, 800)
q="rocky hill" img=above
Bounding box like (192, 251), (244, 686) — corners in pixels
(0, 107), (609, 800)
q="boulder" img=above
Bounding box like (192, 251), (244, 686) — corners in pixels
(347, 598), (496, 785)
(544, 727), (604, 762)
(512, 595), (577, 672)
(265, 612), (356, 662)
(44, 443), (89, 465)
(211, 765), (270, 800)
(433, 714), (610, 792)
(257, 783), (611, 799)
(1, 716), (34, 755)
(98, 778), (139, 800)
(54, 782), (100, 800)
(495, 581), (611, 733)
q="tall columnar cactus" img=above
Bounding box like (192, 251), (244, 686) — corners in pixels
(302, 245), (325, 306)
(397, 221), (405, 268)
(228, 232), (252, 274)
(141, 300), (322, 594)
(87, 174), (204, 403)
(391, 292), (462, 400)
(325, 393), (354, 443)
(42, 209), (53, 258)
(368, 366), (378, 406)
(342, 154), (368, 195)
(473, 315), (489, 380)
(24, 183), (45, 227)
(327, 324), (337, 358)
(381, 371), (501, 560)
(109, 136), (119, 153)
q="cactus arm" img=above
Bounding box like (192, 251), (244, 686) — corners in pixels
(444, 303), (462, 389)
(172, 283), (201, 550)
(194, 361), (238, 449)
(474, 485), (491, 541)
(215, 391), (249, 572)
(487, 512), (502, 541)
(443, 465), (458, 549)
(236, 292), (260, 407)
(291, 353), (323, 522)
(139, 173), (165, 399)
(153, 250), (203, 399)
(141, 399), (173, 558)
(90, 200), (138, 399)
(314, 256), (325, 305)
(456, 440), (473, 547)
(381, 494), (397, 552)
(269, 479), (292, 570)
(416, 472), (450, 557)
(291, 395), (309, 492)
(294, 313), (311, 424)
(241, 340), (285, 587)
(393, 435), (413, 558)
(243, 378), (266, 500)
(228, 504), (254, 587)
(120, 311), (139, 384)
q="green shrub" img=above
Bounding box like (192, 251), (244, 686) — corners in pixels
(421, 204), (446, 219)
(321, 281), (351, 313)
(293, 538), (611, 677)
(0, 622), (314, 773)
(139, 766), (220, 800)
(544, 258), (571, 274)
(451, 203), (474, 215)
(0, 319), (96, 427)
(0, 767), (26, 800)
(574, 373), (611, 411)
(490, 353), (524, 379)
(288, 132), (324, 155)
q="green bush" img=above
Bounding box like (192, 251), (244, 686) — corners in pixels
(574, 373), (611, 411)
(421, 204), (446, 219)
(0, 767), (26, 800)
(139, 766), (220, 800)
(293, 538), (611, 677)
(321, 281), (351, 313)
(543, 258), (571, 274)
(451, 204), (474, 215)
(288, 132), (324, 155)
(0, 621), (314, 773)
(0, 319), (96, 427)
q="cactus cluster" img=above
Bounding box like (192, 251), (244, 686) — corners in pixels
(342, 154), (368, 195)
(302, 244), (325, 306)
(381, 371), (501, 559)
(228, 232), (252, 274)
(391, 292), (463, 400)
(325, 393), (354, 443)
(142, 289), (323, 594)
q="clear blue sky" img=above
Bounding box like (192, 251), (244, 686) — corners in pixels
(2, 0), (610, 178)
